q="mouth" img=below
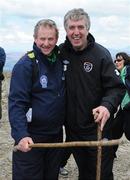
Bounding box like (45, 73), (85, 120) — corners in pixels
(73, 36), (81, 40)
(72, 38), (81, 45)
(41, 47), (52, 55)
(42, 47), (51, 51)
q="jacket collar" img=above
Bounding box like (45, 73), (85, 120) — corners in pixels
(33, 43), (59, 66)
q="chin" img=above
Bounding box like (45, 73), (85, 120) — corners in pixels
(73, 46), (82, 51)
(42, 51), (51, 56)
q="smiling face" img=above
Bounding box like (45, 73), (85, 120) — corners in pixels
(114, 55), (125, 71)
(34, 25), (58, 56)
(65, 18), (89, 51)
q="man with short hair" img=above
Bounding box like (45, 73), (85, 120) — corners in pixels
(8, 19), (65, 180)
(60, 8), (125, 180)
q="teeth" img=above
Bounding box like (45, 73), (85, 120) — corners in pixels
(73, 37), (80, 40)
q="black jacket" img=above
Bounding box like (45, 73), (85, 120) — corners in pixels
(60, 34), (125, 134)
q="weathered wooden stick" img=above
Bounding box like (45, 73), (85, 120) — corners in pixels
(29, 139), (122, 148)
(96, 124), (102, 180)
(13, 139), (123, 152)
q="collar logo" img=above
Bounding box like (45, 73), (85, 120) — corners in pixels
(84, 62), (93, 72)
(40, 75), (48, 88)
(63, 59), (69, 71)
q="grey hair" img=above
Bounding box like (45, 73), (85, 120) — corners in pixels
(34, 19), (59, 38)
(64, 8), (91, 30)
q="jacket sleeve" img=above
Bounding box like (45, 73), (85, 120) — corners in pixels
(0, 47), (6, 71)
(100, 51), (126, 114)
(8, 56), (33, 143)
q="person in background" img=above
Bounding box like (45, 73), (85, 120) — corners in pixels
(0, 47), (6, 122)
(8, 19), (65, 180)
(60, 8), (125, 180)
(112, 52), (130, 157)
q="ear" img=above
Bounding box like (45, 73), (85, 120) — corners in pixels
(56, 38), (58, 44)
(34, 38), (38, 44)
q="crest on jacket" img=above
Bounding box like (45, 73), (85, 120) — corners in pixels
(84, 62), (93, 72)
(40, 75), (48, 88)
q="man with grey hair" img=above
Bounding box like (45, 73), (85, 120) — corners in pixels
(9, 19), (65, 180)
(60, 8), (125, 179)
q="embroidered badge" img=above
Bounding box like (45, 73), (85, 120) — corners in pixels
(84, 62), (93, 72)
(40, 75), (48, 88)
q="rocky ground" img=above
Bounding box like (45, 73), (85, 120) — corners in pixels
(0, 72), (130, 180)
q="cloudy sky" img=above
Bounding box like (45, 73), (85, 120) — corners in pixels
(0, 0), (130, 53)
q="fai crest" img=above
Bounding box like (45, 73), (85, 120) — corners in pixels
(40, 75), (48, 88)
(84, 62), (93, 72)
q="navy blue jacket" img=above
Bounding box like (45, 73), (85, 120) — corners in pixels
(0, 47), (6, 70)
(8, 44), (65, 143)
(125, 65), (130, 96)
(0, 47), (6, 81)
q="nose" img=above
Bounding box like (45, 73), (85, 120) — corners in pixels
(73, 27), (80, 35)
(44, 39), (49, 46)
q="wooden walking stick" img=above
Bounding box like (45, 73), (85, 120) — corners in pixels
(96, 124), (102, 180)
(13, 139), (121, 151)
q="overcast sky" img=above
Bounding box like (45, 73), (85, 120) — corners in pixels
(0, 0), (130, 53)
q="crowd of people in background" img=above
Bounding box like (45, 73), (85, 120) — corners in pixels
(0, 7), (130, 180)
